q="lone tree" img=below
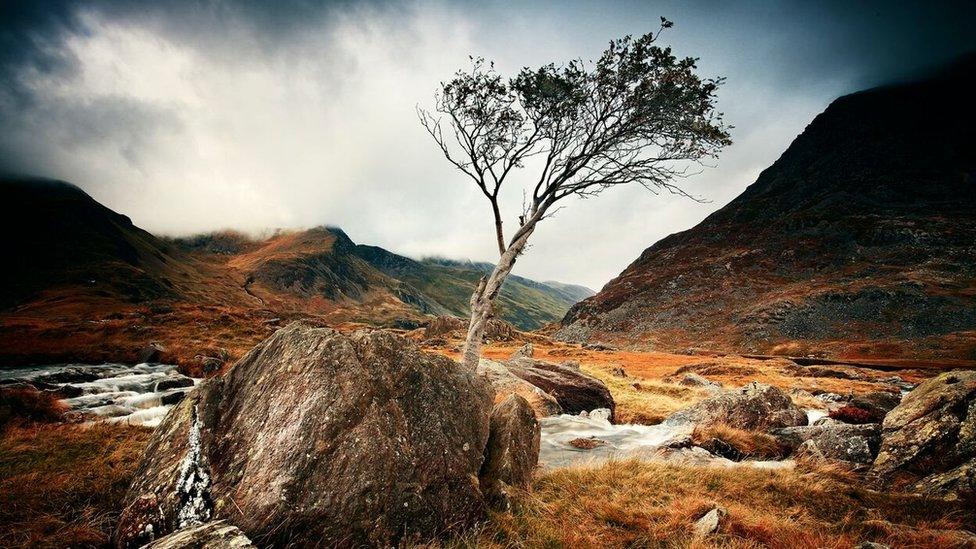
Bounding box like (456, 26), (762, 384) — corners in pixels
(419, 19), (731, 371)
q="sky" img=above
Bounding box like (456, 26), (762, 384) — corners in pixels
(1, 1), (974, 290)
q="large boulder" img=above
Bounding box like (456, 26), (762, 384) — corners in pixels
(115, 323), (495, 548)
(869, 370), (976, 500)
(477, 359), (563, 417)
(664, 382), (807, 431)
(143, 521), (254, 549)
(843, 391), (902, 423)
(507, 357), (615, 420)
(771, 423), (881, 464)
(479, 394), (541, 507)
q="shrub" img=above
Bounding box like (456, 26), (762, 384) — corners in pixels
(828, 405), (875, 424)
(0, 386), (67, 428)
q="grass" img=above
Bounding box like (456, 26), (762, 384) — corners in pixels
(691, 423), (790, 460)
(0, 423), (151, 548)
(457, 460), (976, 548)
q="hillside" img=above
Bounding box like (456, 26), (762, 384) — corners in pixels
(558, 59), (976, 360)
(0, 179), (591, 367)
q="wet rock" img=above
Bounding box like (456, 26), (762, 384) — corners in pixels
(510, 343), (534, 360)
(478, 359), (562, 417)
(479, 395), (540, 508)
(116, 323), (494, 548)
(568, 437), (607, 450)
(507, 357), (615, 420)
(772, 423), (881, 464)
(160, 391), (187, 406)
(143, 520), (254, 548)
(664, 382), (807, 431)
(693, 505), (728, 537)
(869, 370), (976, 499)
(155, 375), (195, 392)
(34, 367), (102, 384)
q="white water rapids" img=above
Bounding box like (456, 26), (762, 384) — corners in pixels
(0, 363), (198, 427)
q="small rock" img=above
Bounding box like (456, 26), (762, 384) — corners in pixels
(139, 343), (166, 364)
(611, 367), (627, 378)
(568, 437), (606, 450)
(693, 505), (728, 537)
(155, 375), (195, 392)
(510, 343), (534, 360)
(854, 543), (890, 549)
(143, 520), (255, 548)
(674, 373), (723, 390)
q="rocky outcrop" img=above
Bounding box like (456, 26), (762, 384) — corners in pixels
(116, 323), (496, 548)
(507, 357), (615, 420)
(143, 521), (254, 549)
(479, 395), (541, 507)
(772, 423), (881, 464)
(511, 343), (534, 360)
(664, 382), (807, 431)
(869, 370), (976, 500)
(477, 359), (563, 417)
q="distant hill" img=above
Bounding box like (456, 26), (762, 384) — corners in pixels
(0, 178), (590, 331)
(354, 249), (594, 329)
(558, 58), (976, 360)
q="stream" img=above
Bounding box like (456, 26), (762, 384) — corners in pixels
(0, 363), (197, 427)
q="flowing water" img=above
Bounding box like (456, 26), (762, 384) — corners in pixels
(538, 408), (795, 470)
(0, 363), (197, 427)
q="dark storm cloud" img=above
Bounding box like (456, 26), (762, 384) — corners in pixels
(0, 0), (974, 288)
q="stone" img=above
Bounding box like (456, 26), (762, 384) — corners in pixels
(479, 394), (541, 508)
(611, 367), (627, 377)
(507, 357), (615, 420)
(510, 343), (534, 360)
(692, 505), (728, 537)
(854, 543), (890, 549)
(116, 323), (494, 548)
(139, 343), (166, 364)
(155, 375), (195, 392)
(142, 521), (254, 548)
(674, 373), (723, 391)
(423, 315), (516, 341)
(664, 382), (807, 431)
(772, 424), (881, 465)
(477, 359), (562, 417)
(869, 370), (976, 500)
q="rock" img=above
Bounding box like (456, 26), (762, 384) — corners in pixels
(477, 359), (562, 417)
(611, 367), (627, 378)
(423, 316), (516, 341)
(479, 395), (541, 508)
(854, 543), (890, 549)
(560, 360), (581, 371)
(143, 521), (254, 548)
(664, 382), (807, 431)
(772, 423), (881, 464)
(116, 323), (494, 548)
(582, 342), (617, 352)
(195, 356), (224, 375)
(507, 357), (615, 420)
(139, 343), (166, 364)
(510, 343), (534, 360)
(869, 370), (976, 500)
(693, 505), (728, 537)
(155, 375), (195, 392)
(568, 437), (607, 450)
(673, 373), (723, 391)
(847, 391), (901, 423)
(160, 391), (187, 406)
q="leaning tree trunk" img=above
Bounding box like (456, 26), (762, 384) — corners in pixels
(461, 222), (537, 371)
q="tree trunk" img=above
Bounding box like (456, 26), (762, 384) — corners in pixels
(461, 223), (536, 371)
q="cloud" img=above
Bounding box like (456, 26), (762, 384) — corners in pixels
(1, 0), (974, 289)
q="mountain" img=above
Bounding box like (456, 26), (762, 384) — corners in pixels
(558, 58), (976, 360)
(352, 250), (594, 329)
(0, 178), (233, 309)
